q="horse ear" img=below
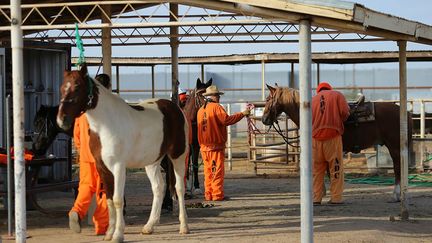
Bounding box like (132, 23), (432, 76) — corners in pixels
(266, 84), (276, 95)
(80, 64), (88, 76)
(196, 78), (202, 89)
(207, 78), (213, 87)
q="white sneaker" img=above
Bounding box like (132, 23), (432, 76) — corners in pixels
(69, 211), (81, 233)
(193, 188), (203, 195)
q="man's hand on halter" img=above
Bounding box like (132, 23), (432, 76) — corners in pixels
(242, 108), (251, 116)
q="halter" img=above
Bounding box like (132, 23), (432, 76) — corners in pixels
(33, 111), (57, 144)
(265, 88), (300, 148)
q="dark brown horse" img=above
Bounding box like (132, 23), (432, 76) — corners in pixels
(182, 78), (212, 193)
(261, 85), (412, 201)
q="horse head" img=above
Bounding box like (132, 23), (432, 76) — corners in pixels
(33, 104), (74, 155)
(262, 84), (284, 125)
(183, 78), (212, 121)
(57, 64), (99, 130)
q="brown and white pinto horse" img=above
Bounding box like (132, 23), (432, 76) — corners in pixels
(57, 65), (189, 242)
(261, 84), (412, 202)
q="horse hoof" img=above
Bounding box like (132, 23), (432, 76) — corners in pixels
(142, 225), (153, 235)
(179, 226), (190, 235)
(111, 236), (124, 243)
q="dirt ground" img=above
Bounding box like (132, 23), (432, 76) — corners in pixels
(1, 160), (432, 243)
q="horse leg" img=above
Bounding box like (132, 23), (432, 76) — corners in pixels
(170, 154), (190, 234)
(142, 162), (165, 234)
(160, 156), (173, 212)
(111, 165), (126, 243)
(192, 142), (201, 190)
(388, 147), (401, 202)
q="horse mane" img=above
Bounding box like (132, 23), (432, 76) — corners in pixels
(278, 87), (300, 107)
(275, 87), (300, 126)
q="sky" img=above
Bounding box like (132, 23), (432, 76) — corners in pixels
(78, 0), (432, 73)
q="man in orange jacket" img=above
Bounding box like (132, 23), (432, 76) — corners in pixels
(312, 82), (350, 205)
(197, 85), (251, 201)
(69, 74), (111, 235)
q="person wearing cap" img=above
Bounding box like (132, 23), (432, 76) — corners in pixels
(312, 82), (350, 205)
(178, 88), (189, 108)
(197, 85), (251, 201)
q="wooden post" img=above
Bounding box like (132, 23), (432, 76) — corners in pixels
(170, 3), (179, 104)
(398, 40), (409, 221)
(101, 5), (112, 78)
(116, 65), (120, 94)
(151, 65), (155, 98)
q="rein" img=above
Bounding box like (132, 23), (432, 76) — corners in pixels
(272, 121), (300, 148)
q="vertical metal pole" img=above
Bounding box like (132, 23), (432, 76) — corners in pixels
(116, 65), (120, 94)
(316, 63), (320, 88)
(170, 3), (179, 105)
(11, 0), (27, 241)
(227, 103), (232, 170)
(420, 100), (425, 139)
(201, 64), (205, 82)
(420, 100), (425, 170)
(398, 40), (409, 221)
(101, 5), (112, 78)
(299, 19), (313, 243)
(6, 95), (13, 237)
(151, 65), (155, 98)
(261, 58), (266, 101)
(290, 62), (295, 88)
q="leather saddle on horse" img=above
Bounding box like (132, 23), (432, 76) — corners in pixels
(345, 94), (375, 125)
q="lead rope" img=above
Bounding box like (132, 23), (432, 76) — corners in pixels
(75, 24), (94, 107)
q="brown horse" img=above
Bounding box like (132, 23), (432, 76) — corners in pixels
(261, 84), (412, 201)
(183, 78), (212, 193)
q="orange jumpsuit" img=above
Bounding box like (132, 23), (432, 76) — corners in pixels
(197, 102), (244, 201)
(70, 114), (108, 235)
(312, 89), (350, 203)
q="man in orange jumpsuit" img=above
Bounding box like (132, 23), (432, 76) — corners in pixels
(312, 82), (350, 205)
(69, 74), (111, 235)
(197, 85), (251, 201)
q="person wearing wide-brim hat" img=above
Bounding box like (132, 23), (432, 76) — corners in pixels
(197, 84), (251, 201)
(202, 85), (225, 96)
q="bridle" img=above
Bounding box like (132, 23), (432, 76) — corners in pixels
(60, 74), (95, 109)
(33, 112), (55, 143)
(266, 88), (300, 147)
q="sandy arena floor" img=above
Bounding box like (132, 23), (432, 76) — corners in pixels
(1, 165), (432, 243)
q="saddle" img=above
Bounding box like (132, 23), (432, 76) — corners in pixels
(345, 94), (375, 125)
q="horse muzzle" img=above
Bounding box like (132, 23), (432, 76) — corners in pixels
(57, 115), (73, 131)
(261, 114), (273, 126)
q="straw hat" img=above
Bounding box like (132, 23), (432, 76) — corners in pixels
(203, 85), (224, 96)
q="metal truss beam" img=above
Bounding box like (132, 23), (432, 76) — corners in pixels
(0, 0), (404, 46)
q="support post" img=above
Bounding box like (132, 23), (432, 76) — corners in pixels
(299, 19), (313, 243)
(170, 3), (179, 104)
(201, 64), (205, 82)
(116, 65), (120, 94)
(420, 100), (425, 139)
(261, 57), (266, 101)
(11, 0), (27, 241)
(6, 95), (13, 237)
(290, 62), (295, 88)
(227, 103), (232, 170)
(151, 65), (155, 98)
(398, 40), (409, 221)
(101, 5), (112, 78)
